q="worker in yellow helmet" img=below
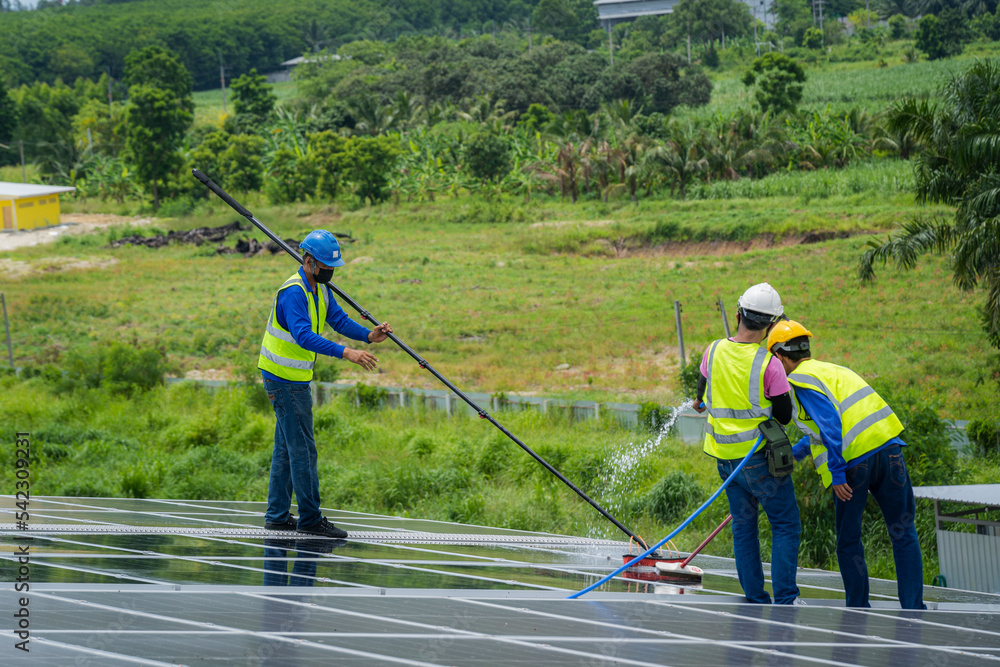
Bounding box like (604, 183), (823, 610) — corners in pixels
(693, 283), (801, 605)
(767, 321), (925, 610)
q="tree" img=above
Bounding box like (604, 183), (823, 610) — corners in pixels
(190, 130), (265, 195)
(307, 130), (349, 200)
(123, 46), (193, 113)
(517, 103), (555, 131)
(742, 53), (806, 115)
(48, 44), (95, 81)
(774, 0), (813, 45)
(802, 26), (824, 48)
(585, 53), (712, 115)
(532, 0), (596, 44)
(915, 10), (969, 60)
(228, 68), (277, 131)
(888, 14), (909, 39)
(343, 136), (402, 204)
(532, 0), (578, 41)
(915, 15), (947, 59)
(72, 99), (127, 157)
(465, 131), (512, 185)
(123, 84), (192, 210)
(671, 0), (754, 47)
(860, 60), (1000, 355)
(0, 79), (15, 154)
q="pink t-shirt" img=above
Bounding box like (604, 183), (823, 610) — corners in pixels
(700, 339), (790, 398)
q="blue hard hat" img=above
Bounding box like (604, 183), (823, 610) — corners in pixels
(299, 230), (345, 267)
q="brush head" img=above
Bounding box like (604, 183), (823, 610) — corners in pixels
(654, 561), (704, 581)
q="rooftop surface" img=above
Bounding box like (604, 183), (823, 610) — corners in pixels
(2, 496), (999, 665)
(0, 182), (76, 199)
(913, 484), (1000, 506)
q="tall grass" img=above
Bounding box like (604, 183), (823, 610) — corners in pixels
(688, 160), (915, 200)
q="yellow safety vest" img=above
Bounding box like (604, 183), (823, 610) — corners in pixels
(703, 339), (773, 459)
(787, 359), (903, 487)
(257, 271), (330, 382)
(790, 394), (832, 488)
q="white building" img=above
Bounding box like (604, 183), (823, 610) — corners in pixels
(594, 0), (776, 31)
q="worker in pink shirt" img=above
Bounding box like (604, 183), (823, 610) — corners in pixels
(693, 283), (801, 605)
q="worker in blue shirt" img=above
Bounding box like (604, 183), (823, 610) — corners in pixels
(767, 321), (924, 610)
(258, 230), (392, 538)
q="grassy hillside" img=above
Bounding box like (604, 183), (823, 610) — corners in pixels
(3, 167), (993, 416)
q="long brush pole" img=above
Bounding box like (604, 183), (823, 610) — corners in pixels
(193, 169), (649, 549)
(680, 514), (731, 568)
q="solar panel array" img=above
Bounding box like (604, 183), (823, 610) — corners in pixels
(2, 496), (999, 665)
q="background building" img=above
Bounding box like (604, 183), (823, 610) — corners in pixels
(595, 0), (775, 30)
(0, 182), (76, 232)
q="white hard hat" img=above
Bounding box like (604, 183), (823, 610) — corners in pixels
(738, 282), (783, 318)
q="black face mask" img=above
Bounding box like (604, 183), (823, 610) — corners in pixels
(314, 266), (334, 284)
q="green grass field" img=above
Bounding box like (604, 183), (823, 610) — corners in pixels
(3, 172), (991, 417)
(192, 79), (298, 128)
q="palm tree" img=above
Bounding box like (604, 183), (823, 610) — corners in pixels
(860, 60), (1000, 346)
(393, 91), (423, 132)
(660, 121), (708, 199)
(351, 97), (397, 136)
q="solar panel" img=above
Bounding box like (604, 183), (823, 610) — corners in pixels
(3, 496), (999, 665)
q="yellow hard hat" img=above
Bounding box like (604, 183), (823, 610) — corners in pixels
(767, 320), (813, 355)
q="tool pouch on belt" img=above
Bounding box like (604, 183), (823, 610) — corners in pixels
(758, 419), (794, 477)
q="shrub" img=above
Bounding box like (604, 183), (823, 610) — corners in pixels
(871, 383), (956, 486)
(742, 53), (807, 114)
(352, 383), (386, 410)
(888, 14), (908, 40)
(158, 195), (196, 218)
(679, 352), (702, 399)
(60, 340), (166, 396)
(802, 27), (824, 49)
(645, 470), (703, 523)
(638, 402), (670, 433)
(967, 419), (1000, 457)
(465, 131), (512, 184)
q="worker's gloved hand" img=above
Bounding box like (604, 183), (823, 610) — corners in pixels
(343, 348), (378, 371)
(692, 400), (706, 414)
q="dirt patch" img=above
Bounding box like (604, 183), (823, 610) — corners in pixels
(299, 206), (344, 227)
(0, 214), (154, 253)
(631, 230), (875, 258)
(0, 256), (119, 278)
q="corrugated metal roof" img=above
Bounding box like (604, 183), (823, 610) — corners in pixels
(913, 484), (1000, 505)
(0, 182), (76, 199)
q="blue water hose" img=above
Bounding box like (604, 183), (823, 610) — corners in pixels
(566, 434), (763, 599)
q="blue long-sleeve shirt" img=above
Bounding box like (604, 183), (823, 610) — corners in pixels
(792, 386), (905, 486)
(261, 267), (371, 384)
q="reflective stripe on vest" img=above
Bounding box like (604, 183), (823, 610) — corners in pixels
(791, 390), (833, 488)
(257, 273), (330, 382)
(787, 359), (903, 478)
(703, 339), (773, 459)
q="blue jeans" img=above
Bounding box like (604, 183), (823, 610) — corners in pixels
(264, 379), (323, 529)
(835, 444), (925, 609)
(717, 452), (801, 605)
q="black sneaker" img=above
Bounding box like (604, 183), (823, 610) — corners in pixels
(296, 517), (348, 539)
(264, 514), (298, 531)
